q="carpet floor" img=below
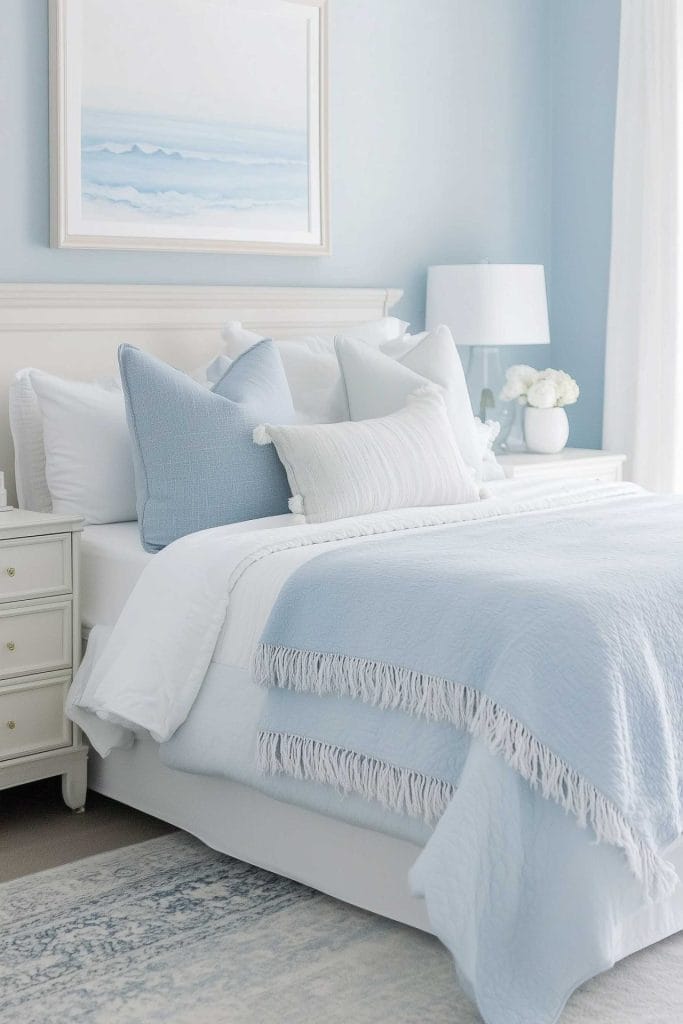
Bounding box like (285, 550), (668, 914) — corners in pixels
(1, 831), (682, 1024)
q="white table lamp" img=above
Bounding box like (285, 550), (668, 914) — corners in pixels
(426, 264), (550, 448)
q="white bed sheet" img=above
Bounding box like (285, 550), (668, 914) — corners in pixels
(80, 513), (299, 628)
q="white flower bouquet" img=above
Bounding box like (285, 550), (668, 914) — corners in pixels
(500, 365), (579, 408)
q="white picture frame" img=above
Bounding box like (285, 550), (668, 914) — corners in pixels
(49, 0), (329, 255)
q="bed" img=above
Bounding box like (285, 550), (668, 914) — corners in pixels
(0, 282), (426, 929)
(4, 283), (683, 1024)
(78, 516), (431, 929)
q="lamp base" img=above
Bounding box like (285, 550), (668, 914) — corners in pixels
(465, 346), (514, 451)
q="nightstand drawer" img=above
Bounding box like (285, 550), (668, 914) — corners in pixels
(0, 677), (71, 760)
(508, 462), (623, 484)
(498, 449), (626, 484)
(0, 534), (71, 602)
(0, 600), (72, 680)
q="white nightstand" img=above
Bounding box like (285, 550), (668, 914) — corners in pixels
(497, 448), (627, 484)
(0, 510), (87, 811)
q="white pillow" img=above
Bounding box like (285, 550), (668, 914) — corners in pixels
(221, 318), (409, 424)
(29, 372), (137, 525)
(189, 353), (232, 387)
(9, 370), (52, 513)
(336, 326), (484, 480)
(382, 331), (504, 481)
(10, 353), (234, 517)
(254, 387), (481, 524)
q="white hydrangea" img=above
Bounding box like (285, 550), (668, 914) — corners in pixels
(500, 364), (579, 408)
(556, 377), (580, 406)
(500, 364), (539, 402)
(526, 378), (559, 409)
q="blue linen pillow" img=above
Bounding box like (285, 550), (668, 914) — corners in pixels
(119, 340), (295, 552)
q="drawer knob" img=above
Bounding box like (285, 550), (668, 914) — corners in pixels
(6, 641), (15, 652)
(6, 567), (15, 577)
(6, 720), (15, 730)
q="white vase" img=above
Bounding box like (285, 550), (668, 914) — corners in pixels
(524, 406), (569, 454)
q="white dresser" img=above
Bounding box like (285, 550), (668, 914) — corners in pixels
(0, 510), (87, 810)
(497, 448), (627, 484)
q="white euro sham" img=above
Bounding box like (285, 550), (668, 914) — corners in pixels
(221, 318), (409, 424)
(337, 326), (484, 480)
(10, 353), (240, 519)
(30, 371), (137, 525)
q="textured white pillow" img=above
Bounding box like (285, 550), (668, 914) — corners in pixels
(30, 372), (137, 525)
(254, 387), (481, 524)
(336, 327), (484, 480)
(222, 318), (409, 424)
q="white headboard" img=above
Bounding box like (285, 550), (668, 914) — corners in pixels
(0, 283), (403, 504)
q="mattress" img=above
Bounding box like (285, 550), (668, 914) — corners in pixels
(80, 522), (153, 628)
(80, 513), (298, 628)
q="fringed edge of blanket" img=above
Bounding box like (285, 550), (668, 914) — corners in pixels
(254, 643), (679, 902)
(256, 730), (455, 826)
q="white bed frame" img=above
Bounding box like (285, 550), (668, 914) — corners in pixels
(3, 282), (683, 956)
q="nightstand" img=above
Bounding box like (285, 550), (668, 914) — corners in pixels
(0, 510), (87, 811)
(497, 448), (627, 484)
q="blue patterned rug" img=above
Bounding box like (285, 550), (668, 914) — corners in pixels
(0, 832), (459, 1023)
(2, 831), (682, 1023)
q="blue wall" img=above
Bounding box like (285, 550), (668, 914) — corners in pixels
(0, 0), (551, 333)
(550, 0), (621, 447)
(0, 0), (621, 444)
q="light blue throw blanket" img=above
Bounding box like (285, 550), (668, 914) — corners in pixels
(255, 492), (683, 1020)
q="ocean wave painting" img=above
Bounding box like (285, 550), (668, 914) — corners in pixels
(81, 109), (310, 229)
(53, 0), (326, 252)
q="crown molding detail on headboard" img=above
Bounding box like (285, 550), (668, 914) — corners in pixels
(0, 282), (403, 504)
(0, 284), (403, 332)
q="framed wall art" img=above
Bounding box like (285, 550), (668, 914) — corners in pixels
(49, 0), (329, 254)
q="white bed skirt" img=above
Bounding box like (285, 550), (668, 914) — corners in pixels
(89, 736), (683, 960)
(88, 734), (432, 932)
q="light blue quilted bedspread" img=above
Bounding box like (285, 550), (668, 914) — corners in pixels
(255, 491), (683, 1023)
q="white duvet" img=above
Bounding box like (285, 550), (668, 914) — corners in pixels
(68, 477), (639, 757)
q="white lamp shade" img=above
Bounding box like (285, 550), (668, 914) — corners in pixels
(426, 264), (550, 346)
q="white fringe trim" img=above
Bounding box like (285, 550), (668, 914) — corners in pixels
(254, 644), (678, 901)
(256, 730), (454, 826)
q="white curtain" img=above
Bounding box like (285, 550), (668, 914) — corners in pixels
(603, 0), (683, 492)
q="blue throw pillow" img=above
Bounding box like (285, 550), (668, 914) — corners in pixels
(119, 340), (295, 552)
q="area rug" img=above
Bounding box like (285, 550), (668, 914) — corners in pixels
(1, 832), (680, 1024)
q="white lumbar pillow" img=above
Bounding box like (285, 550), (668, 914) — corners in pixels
(335, 326), (484, 480)
(29, 371), (137, 525)
(254, 387), (481, 524)
(221, 318), (409, 424)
